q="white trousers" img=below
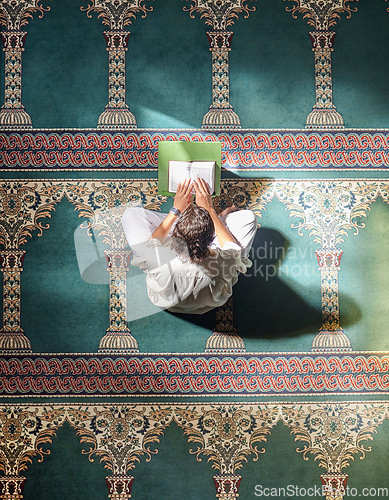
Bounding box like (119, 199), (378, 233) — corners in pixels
(121, 206), (257, 258)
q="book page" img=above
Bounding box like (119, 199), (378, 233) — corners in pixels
(168, 161), (192, 192)
(190, 161), (216, 194)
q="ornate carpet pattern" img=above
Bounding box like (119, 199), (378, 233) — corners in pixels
(1, 0), (389, 498)
(1, 402), (388, 499)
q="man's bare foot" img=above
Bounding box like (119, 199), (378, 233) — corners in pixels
(219, 204), (236, 217)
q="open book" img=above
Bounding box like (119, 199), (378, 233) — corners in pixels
(168, 160), (216, 194)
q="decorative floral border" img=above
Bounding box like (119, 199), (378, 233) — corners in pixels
(0, 401), (387, 500)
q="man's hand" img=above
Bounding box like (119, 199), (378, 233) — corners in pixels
(194, 177), (237, 248)
(174, 178), (193, 213)
(150, 179), (192, 241)
(193, 177), (214, 214)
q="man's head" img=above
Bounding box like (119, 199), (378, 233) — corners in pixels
(171, 204), (215, 263)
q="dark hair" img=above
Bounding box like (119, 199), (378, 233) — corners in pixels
(171, 204), (215, 263)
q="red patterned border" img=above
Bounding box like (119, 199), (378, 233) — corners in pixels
(1, 130), (389, 170)
(1, 353), (388, 396)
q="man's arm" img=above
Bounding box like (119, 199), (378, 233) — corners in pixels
(150, 178), (193, 241)
(192, 177), (237, 248)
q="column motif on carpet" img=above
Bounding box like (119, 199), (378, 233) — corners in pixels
(68, 405), (173, 500)
(0, 476), (26, 500)
(183, 0), (256, 130)
(204, 181), (266, 352)
(102, 249), (138, 353)
(67, 180), (165, 353)
(285, 0), (358, 129)
(0, 180), (165, 353)
(0, 250), (30, 353)
(0, 181), (60, 353)
(0, 406), (66, 500)
(273, 180), (381, 351)
(281, 403), (387, 500)
(0, 0), (51, 129)
(205, 296), (247, 353)
(175, 405), (280, 500)
(81, 0), (154, 130)
(75, 185), (138, 352)
(105, 475), (135, 500)
(314, 248), (349, 351)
